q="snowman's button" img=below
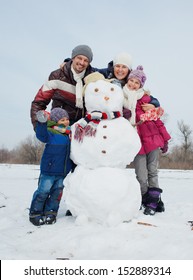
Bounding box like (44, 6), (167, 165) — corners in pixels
(101, 150), (106, 154)
(103, 125), (107, 128)
(103, 136), (107, 139)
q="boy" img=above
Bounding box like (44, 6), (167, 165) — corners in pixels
(29, 108), (73, 226)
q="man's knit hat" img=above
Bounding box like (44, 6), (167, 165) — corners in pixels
(71, 45), (93, 63)
(50, 108), (69, 122)
(128, 65), (147, 87)
(113, 52), (132, 69)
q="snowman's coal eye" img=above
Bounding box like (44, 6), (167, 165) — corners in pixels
(94, 88), (99, 92)
(110, 87), (115, 91)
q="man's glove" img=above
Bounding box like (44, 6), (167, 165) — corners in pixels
(161, 141), (168, 153)
(36, 110), (48, 123)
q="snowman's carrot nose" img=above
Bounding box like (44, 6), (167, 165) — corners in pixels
(104, 96), (109, 101)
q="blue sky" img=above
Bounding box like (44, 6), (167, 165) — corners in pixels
(1, 0), (193, 149)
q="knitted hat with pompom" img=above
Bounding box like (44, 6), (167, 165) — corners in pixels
(128, 65), (146, 87)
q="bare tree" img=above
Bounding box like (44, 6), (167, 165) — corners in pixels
(14, 135), (44, 164)
(0, 146), (11, 163)
(177, 120), (193, 162)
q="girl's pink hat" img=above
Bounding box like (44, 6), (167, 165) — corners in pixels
(128, 65), (146, 87)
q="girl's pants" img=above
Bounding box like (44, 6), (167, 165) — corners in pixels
(133, 149), (159, 196)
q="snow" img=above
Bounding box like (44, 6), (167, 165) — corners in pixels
(0, 163), (193, 261)
(1, 77), (193, 278)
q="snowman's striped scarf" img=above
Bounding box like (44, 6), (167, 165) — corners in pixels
(74, 110), (121, 142)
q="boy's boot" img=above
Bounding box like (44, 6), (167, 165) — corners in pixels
(29, 214), (45, 226)
(144, 187), (163, 216)
(45, 211), (57, 225)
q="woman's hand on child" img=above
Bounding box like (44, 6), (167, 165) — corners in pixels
(141, 103), (155, 112)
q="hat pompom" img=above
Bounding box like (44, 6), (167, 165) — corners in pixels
(136, 65), (143, 71)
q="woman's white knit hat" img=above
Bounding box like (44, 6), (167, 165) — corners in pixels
(113, 52), (132, 69)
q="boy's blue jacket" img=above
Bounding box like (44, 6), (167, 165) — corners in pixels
(36, 122), (73, 176)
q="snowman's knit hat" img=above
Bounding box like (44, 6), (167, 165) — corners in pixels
(83, 72), (111, 95)
(84, 72), (106, 85)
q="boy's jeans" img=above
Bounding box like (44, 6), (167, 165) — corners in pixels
(29, 174), (64, 216)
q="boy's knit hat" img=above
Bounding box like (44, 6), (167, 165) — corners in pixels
(50, 108), (69, 122)
(128, 65), (146, 87)
(113, 52), (132, 69)
(71, 45), (93, 63)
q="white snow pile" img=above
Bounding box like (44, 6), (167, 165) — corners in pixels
(64, 75), (141, 226)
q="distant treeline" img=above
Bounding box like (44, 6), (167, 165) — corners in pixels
(0, 120), (193, 170)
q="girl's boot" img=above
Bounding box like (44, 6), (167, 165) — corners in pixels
(144, 187), (163, 216)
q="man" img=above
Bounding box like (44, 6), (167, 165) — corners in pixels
(30, 45), (94, 128)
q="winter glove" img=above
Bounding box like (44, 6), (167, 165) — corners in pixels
(36, 110), (48, 123)
(89, 111), (103, 120)
(161, 141), (168, 153)
(140, 107), (164, 122)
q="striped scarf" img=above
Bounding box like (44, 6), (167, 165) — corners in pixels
(47, 120), (71, 135)
(74, 111), (121, 142)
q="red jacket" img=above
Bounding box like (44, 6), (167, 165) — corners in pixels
(136, 95), (171, 154)
(30, 61), (93, 128)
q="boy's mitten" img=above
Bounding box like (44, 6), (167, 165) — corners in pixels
(36, 110), (48, 123)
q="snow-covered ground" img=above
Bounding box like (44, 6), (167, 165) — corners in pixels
(0, 163), (193, 261)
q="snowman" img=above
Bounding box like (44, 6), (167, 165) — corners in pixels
(64, 72), (141, 226)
